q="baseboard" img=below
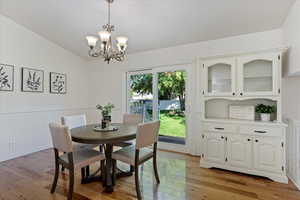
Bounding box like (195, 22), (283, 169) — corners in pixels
(288, 174), (300, 190)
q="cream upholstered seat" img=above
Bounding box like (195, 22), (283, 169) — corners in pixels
(49, 123), (105, 200)
(112, 121), (160, 200)
(112, 145), (153, 166)
(61, 114), (97, 150)
(59, 149), (105, 169)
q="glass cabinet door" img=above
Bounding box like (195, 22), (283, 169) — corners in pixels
(203, 58), (235, 96)
(237, 53), (278, 96)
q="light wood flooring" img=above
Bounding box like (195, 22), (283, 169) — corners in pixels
(0, 149), (300, 200)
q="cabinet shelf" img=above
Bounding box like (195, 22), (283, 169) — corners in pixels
(202, 118), (287, 127)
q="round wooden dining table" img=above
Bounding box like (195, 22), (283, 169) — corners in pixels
(71, 123), (137, 192)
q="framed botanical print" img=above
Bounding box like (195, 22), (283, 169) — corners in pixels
(50, 72), (67, 94)
(0, 64), (14, 92)
(21, 67), (44, 92)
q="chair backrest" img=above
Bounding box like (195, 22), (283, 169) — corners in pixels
(61, 114), (87, 129)
(123, 113), (143, 125)
(49, 123), (73, 153)
(136, 121), (160, 149)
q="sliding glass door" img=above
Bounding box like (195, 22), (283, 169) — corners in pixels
(157, 70), (186, 144)
(127, 71), (154, 122)
(127, 67), (188, 144)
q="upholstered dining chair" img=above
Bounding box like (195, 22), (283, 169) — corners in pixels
(61, 114), (99, 175)
(115, 113), (143, 172)
(61, 114), (96, 150)
(112, 121), (160, 200)
(118, 113), (143, 146)
(49, 123), (105, 200)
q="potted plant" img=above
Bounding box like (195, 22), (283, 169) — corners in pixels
(255, 104), (276, 122)
(96, 103), (115, 128)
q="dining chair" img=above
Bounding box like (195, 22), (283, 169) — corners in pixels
(49, 123), (105, 200)
(116, 113), (143, 172)
(117, 113), (143, 147)
(61, 114), (99, 176)
(112, 121), (160, 200)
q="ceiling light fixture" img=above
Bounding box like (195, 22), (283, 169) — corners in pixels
(86, 0), (128, 63)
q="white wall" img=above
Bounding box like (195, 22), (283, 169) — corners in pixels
(88, 29), (284, 155)
(283, 0), (300, 76)
(281, 1), (300, 120)
(0, 14), (97, 162)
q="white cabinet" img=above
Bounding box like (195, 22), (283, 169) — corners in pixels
(203, 58), (236, 97)
(200, 122), (287, 183)
(227, 134), (252, 169)
(200, 49), (287, 183)
(253, 137), (283, 173)
(237, 53), (279, 96)
(202, 133), (226, 164)
(202, 51), (281, 97)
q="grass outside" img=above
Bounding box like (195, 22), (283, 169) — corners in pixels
(159, 112), (186, 138)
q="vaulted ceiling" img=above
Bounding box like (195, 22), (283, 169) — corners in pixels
(0, 0), (295, 58)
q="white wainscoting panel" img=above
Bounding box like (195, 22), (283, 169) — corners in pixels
(286, 118), (300, 189)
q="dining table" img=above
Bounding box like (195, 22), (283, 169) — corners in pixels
(71, 123), (137, 192)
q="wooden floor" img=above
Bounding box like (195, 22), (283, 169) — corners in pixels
(0, 149), (300, 200)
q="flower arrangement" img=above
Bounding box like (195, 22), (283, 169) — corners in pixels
(96, 103), (115, 117)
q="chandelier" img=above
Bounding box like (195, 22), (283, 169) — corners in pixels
(86, 0), (128, 63)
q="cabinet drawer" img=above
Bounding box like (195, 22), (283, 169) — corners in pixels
(203, 123), (237, 133)
(239, 125), (282, 137)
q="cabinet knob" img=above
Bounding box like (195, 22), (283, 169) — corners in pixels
(255, 139), (259, 142)
(240, 92), (243, 96)
(221, 136), (224, 139)
(247, 138), (251, 142)
(232, 92), (235, 96)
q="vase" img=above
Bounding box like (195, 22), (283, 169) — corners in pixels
(103, 115), (111, 122)
(260, 113), (271, 122)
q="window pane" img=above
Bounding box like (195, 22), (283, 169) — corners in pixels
(129, 73), (153, 122)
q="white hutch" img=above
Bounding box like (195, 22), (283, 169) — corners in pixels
(199, 48), (288, 183)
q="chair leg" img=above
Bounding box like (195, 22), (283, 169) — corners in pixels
(135, 165), (142, 200)
(81, 168), (86, 184)
(101, 160), (105, 184)
(68, 167), (74, 200)
(153, 155), (160, 184)
(86, 165), (90, 177)
(130, 165), (134, 173)
(50, 156), (59, 193)
(112, 160), (116, 186)
(61, 152), (66, 172)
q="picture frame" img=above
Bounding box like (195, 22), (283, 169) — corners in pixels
(21, 67), (44, 93)
(0, 63), (14, 92)
(50, 72), (67, 94)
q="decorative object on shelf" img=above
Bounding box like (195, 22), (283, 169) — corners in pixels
(229, 105), (255, 121)
(0, 64), (14, 92)
(86, 0), (128, 64)
(21, 67), (44, 92)
(255, 104), (276, 122)
(96, 103), (115, 128)
(50, 72), (66, 94)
